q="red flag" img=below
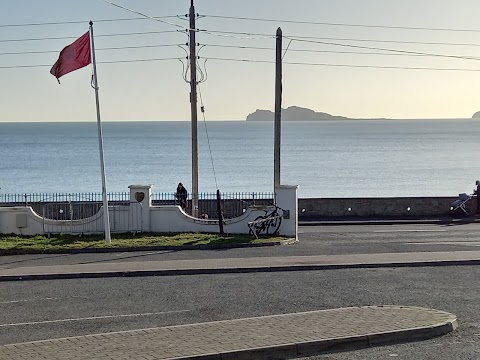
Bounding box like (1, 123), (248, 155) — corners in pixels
(50, 32), (91, 82)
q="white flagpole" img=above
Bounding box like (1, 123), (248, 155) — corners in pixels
(89, 21), (111, 243)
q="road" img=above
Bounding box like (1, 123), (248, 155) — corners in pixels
(2, 223), (480, 268)
(1, 223), (479, 359)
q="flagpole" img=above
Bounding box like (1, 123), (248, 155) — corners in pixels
(89, 21), (111, 243)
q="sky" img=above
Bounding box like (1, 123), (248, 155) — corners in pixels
(2, 0), (480, 122)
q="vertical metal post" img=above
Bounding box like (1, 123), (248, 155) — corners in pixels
(89, 21), (111, 243)
(189, 0), (199, 218)
(274, 27), (283, 190)
(216, 189), (224, 236)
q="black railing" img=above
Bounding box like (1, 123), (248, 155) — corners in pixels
(0, 191), (275, 220)
(152, 192), (274, 219)
(0, 192), (130, 205)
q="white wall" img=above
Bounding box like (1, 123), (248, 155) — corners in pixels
(0, 185), (298, 238)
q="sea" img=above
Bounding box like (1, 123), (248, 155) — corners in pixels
(1, 119), (480, 198)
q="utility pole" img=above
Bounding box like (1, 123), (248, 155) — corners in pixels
(189, 0), (199, 218)
(274, 27), (282, 190)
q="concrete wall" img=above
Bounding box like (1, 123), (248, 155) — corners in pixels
(0, 185), (299, 238)
(298, 196), (477, 219)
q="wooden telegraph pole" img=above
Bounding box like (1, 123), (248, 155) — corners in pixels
(274, 27), (282, 189)
(189, 0), (199, 217)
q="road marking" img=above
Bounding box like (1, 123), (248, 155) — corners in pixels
(407, 241), (480, 246)
(0, 310), (190, 328)
(0, 295), (88, 305)
(374, 229), (447, 233)
(0, 297), (59, 304)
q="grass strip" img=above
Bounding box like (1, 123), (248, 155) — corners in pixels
(0, 233), (287, 250)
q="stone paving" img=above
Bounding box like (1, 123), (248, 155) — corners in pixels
(0, 305), (457, 360)
(1, 251), (480, 281)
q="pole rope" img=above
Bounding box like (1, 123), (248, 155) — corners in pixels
(197, 84), (219, 190)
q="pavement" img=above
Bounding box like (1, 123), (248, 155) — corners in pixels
(298, 215), (480, 226)
(1, 250), (480, 281)
(0, 306), (457, 360)
(1, 248), (475, 359)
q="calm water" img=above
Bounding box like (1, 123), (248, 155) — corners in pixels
(1, 120), (480, 198)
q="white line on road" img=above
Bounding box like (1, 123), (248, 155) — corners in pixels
(0, 295), (88, 305)
(0, 297), (59, 304)
(407, 241), (480, 246)
(374, 229), (447, 233)
(0, 310), (190, 328)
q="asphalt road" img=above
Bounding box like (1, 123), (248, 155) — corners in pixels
(1, 222), (480, 268)
(1, 267), (479, 359)
(1, 223), (480, 359)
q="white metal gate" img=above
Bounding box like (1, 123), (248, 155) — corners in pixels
(42, 201), (143, 235)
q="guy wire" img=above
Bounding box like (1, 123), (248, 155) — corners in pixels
(198, 84), (219, 190)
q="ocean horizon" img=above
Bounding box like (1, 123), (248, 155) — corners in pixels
(1, 117), (477, 123)
(1, 119), (480, 198)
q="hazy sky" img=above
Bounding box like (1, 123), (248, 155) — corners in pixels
(2, 0), (480, 122)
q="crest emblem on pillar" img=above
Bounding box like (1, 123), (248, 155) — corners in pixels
(134, 192), (145, 202)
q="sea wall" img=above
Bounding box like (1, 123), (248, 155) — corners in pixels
(0, 185), (299, 238)
(298, 196), (477, 219)
(0, 193), (475, 237)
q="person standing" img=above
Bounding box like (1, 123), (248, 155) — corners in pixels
(475, 180), (480, 215)
(176, 182), (188, 210)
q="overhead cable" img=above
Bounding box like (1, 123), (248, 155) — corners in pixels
(283, 37), (480, 61)
(0, 44), (183, 56)
(2, 56), (480, 72)
(202, 14), (480, 33)
(4, 28), (480, 49)
(0, 16), (180, 28)
(198, 29), (480, 48)
(198, 44), (464, 58)
(204, 56), (480, 72)
(2, 13), (479, 34)
(100, 0), (187, 30)
(0, 30), (180, 43)
(0, 57), (182, 69)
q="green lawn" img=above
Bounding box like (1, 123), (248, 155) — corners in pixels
(0, 233), (288, 251)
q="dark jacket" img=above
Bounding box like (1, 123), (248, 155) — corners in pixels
(176, 185), (188, 200)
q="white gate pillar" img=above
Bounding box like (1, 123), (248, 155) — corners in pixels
(275, 185), (298, 239)
(128, 185), (152, 232)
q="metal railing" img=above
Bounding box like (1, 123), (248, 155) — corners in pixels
(151, 192), (274, 219)
(0, 192), (130, 206)
(1, 191), (274, 220)
(42, 201), (143, 235)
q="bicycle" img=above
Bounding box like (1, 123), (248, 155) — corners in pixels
(248, 203), (284, 238)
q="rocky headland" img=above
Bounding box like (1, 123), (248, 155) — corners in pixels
(246, 106), (349, 121)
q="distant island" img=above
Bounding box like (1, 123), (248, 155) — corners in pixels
(246, 106), (383, 121)
(246, 106), (476, 121)
(246, 106), (349, 121)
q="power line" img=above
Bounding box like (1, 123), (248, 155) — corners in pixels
(198, 29), (276, 40)
(2, 41), (479, 65)
(4, 27), (480, 49)
(200, 29), (480, 48)
(0, 30), (181, 43)
(1, 12), (477, 35)
(100, 0), (186, 30)
(283, 35), (480, 48)
(0, 57), (182, 69)
(2, 55), (479, 72)
(99, 57), (182, 64)
(0, 44), (183, 56)
(0, 16), (180, 28)
(202, 14), (480, 33)
(2, 34), (479, 67)
(201, 43), (480, 61)
(283, 37), (480, 62)
(205, 56), (480, 72)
